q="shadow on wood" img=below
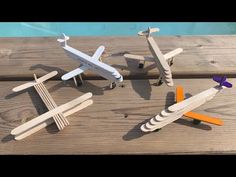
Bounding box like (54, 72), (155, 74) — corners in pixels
(205, 103), (236, 117)
(164, 91), (175, 109)
(112, 57), (158, 100)
(122, 118), (151, 141)
(175, 118), (212, 131)
(30, 64), (66, 79)
(30, 64), (105, 95)
(1, 134), (14, 143)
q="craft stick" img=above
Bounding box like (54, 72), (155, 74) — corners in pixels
(140, 124), (150, 132)
(15, 119), (54, 140)
(34, 74), (38, 82)
(168, 88), (218, 112)
(12, 71), (58, 93)
(146, 112), (183, 131)
(73, 77), (78, 87)
(160, 109), (172, 117)
(149, 94), (218, 129)
(39, 83), (69, 127)
(143, 88), (222, 131)
(14, 99), (93, 140)
(156, 66), (172, 82)
(147, 36), (174, 87)
(147, 37), (171, 71)
(175, 86), (223, 126)
(78, 74), (83, 85)
(165, 79), (174, 87)
(40, 82), (69, 126)
(11, 92), (92, 136)
(63, 100), (92, 117)
(12, 82), (36, 92)
(34, 84), (64, 130)
(138, 28), (160, 36)
(36, 71), (58, 83)
(163, 69), (172, 76)
(184, 112), (223, 126)
(123, 54), (154, 62)
(38, 84), (65, 130)
(168, 87), (221, 112)
(163, 48), (183, 60)
(176, 86), (184, 103)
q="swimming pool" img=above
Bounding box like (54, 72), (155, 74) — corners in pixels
(0, 22), (236, 37)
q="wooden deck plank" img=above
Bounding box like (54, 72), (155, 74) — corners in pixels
(0, 79), (235, 154)
(1, 36), (236, 80)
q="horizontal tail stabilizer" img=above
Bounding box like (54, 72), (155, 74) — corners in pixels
(57, 33), (70, 47)
(213, 76), (233, 88)
(61, 66), (88, 81)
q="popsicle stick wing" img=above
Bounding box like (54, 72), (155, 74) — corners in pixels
(36, 71), (58, 83)
(176, 86), (184, 102)
(61, 66), (88, 80)
(163, 48), (183, 60)
(12, 82), (36, 92)
(184, 111), (223, 126)
(11, 92), (92, 136)
(14, 99), (93, 140)
(92, 46), (105, 60)
(124, 54), (154, 62)
(176, 86), (223, 125)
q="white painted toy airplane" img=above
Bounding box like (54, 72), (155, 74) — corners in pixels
(11, 71), (93, 140)
(124, 27), (183, 86)
(58, 33), (123, 89)
(141, 76), (232, 132)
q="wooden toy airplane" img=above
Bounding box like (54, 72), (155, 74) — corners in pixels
(58, 33), (123, 89)
(124, 27), (183, 86)
(10, 71), (93, 140)
(141, 76), (232, 132)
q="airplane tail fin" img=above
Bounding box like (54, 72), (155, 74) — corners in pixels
(138, 27), (160, 37)
(57, 33), (70, 47)
(213, 76), (233, 88)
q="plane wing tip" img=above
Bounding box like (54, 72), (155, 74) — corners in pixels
(61, 75), (69, 81)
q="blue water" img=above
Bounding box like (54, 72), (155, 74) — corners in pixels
(0, 22), (236, 37)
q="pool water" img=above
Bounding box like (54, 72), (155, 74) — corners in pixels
(0, 22), (236, 37)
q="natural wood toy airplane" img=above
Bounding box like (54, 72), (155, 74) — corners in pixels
(124, 27), (183, 86)
(10, 71), (93, 140)
(58, 33), (123, 89)
(141, 76), (232, 132)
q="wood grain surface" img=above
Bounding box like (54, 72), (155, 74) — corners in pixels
(0, 36), (236, 154)
(1, 36), (236, 80)
(0, 79), (235, 154)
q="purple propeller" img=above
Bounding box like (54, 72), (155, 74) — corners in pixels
(213, 76), (233, 88)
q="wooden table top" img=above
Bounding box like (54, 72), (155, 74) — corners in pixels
(0, 35), (235, 154)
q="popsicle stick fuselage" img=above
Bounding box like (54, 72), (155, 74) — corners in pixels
(123, 27), (183, 87)
(141, 85), (224, 132)
(61, 42), (123, 83)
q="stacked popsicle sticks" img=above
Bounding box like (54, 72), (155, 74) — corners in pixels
(124, 27), (183, 86)
(141, 76), (232, 132)
(11, 71), (93, 140)
(33, 73), (69, 130)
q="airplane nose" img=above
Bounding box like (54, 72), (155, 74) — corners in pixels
(117, 76), (123, 82)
